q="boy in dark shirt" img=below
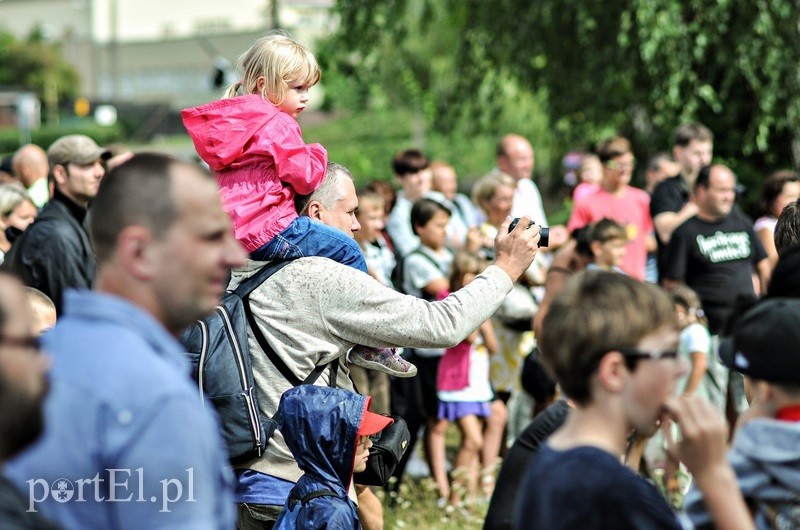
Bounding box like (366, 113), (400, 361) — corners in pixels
(515, 271), (754, 530)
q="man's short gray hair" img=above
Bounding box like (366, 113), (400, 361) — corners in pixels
(296, 162), (353, 215)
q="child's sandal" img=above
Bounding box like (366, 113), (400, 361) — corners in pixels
(480, 465), (498, 498)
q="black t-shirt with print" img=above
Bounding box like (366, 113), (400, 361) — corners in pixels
(662, 214), (767, 334)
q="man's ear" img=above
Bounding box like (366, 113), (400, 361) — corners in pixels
(596, 351), (628, 394)
(694, 185), (706, 202)
(51, 164), (67, 189)
(672, 145), (682, 162)
(752, 379), (775, 403)
(116, 225), (157, 280)
(306, 200), (323, 221)
(590, 240), (602, 258)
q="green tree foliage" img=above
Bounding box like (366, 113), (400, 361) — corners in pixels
(317, 0), (562, 189)
(326, 0), (800, 200)
(0, 29), (80, 101)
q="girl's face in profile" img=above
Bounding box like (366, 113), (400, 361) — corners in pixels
(4, 200), (37, 232)
(674, 303), (692, 329)
(276, 79), (310, 118)
(353, 435), (372, 473)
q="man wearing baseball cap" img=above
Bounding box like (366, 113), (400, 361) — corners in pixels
(684, 297), (800, 529)
(2, 135), (109, 315)
(273, 385), (394, 530)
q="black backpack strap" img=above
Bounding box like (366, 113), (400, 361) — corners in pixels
(409, 247), (444, 274)
(403, 248), (447, 302)
(243, 303), (303, 386)
(270, 358), (339, 426)
(234, 260), (294, 298)
(240, 260), (305, 387)
(303, 357), (339, 387)
(302, 489), (338, 503)
(239, 260), (338, 388)
(288, 488), (338, 510)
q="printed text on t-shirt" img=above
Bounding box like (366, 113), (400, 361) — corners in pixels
(695, 231), (751, 263)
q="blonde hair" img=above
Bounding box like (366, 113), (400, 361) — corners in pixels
(356, 190), (385, 214)
(223, 31), (321, 104)
(471, 171), (515, 214)
(0, 183), (31, 220)
(450, 251), (489, 291)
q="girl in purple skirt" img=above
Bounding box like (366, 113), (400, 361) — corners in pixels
(433, 251), (498, 508)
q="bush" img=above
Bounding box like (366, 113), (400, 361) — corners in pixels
(0, 124), (123, 153)
(304, 108), (521, 193)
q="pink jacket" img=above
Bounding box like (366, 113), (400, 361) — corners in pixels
(181, 94), (327, 252)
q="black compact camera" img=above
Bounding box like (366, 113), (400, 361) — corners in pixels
(508, 218), (549, 247)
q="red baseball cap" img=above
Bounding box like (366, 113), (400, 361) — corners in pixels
(357, 407), (393, 436)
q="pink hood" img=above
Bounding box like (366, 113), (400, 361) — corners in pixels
(182, 95), (327, 252)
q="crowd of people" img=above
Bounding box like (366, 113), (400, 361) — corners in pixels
(0, 31), (798, 530)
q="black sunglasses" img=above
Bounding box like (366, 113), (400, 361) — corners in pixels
(616, 346), (679, 361)
(588, 346), (679, 373)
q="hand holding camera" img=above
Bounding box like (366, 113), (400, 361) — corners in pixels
(492, 216), (542, 282)
(509, 217), (550, 248)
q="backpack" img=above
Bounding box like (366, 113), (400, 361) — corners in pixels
(181, 259), (337, 464)
(390, 247), (442, 297)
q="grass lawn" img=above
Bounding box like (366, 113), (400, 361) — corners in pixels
(377, 476), (489, 530)
(375, 423), (492, 530)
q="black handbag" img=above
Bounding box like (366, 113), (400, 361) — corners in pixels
(352, 415), (410, 486)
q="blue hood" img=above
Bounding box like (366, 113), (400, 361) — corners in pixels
(684, 419), (800, 529)
(277, 385), (368, 493)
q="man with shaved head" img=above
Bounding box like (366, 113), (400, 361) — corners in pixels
(11, 144), (49, 208)
(6, 154), (245, 529)
(496, 134), (567, 248)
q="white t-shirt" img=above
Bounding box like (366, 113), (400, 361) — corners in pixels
(386, 195), (418, 257)
(511, 178), (549, 227)
(360, 234), (395, 288)
(402, 246), (454, 357)
(679, 322), (726, 410)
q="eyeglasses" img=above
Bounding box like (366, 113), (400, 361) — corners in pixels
(604, 159), (636, 171)
(616, 346), (678, 361)
(0, 335), (44, 352)
(587, 345), (678, 373)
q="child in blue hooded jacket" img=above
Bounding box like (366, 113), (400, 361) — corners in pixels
(274, 385), (393, 530)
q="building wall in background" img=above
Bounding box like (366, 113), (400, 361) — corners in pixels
(0, 0), (335, 104)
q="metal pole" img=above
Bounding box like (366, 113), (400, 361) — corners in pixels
(270, 0), (280, 29)
(110, 0), (118, 99)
